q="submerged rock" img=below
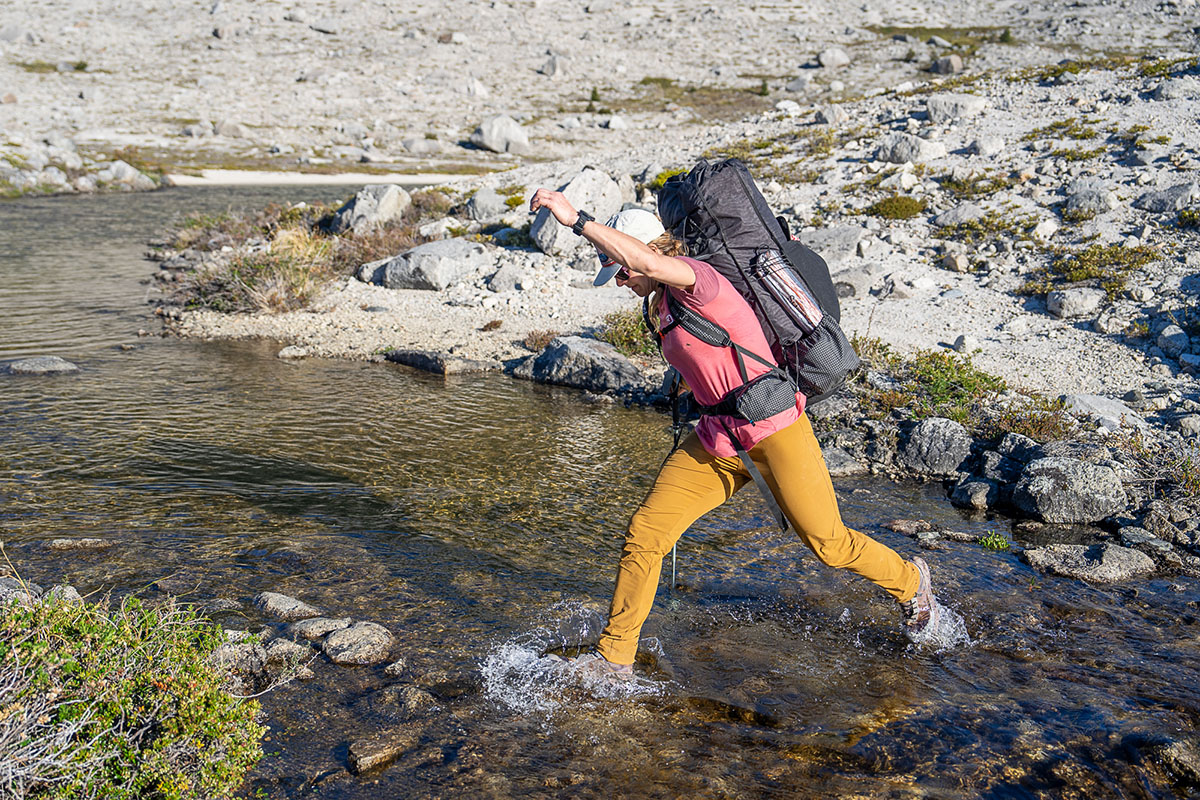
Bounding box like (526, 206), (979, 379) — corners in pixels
(323, 621), (394, 665)
(254, 591), (321, 621)
(1023, 543), (1155, 582)
(6, 355), (79, 375)
(1012, 457), (1126, 524)
(290, 616), (353, 640)
(347, 725), (421, 774)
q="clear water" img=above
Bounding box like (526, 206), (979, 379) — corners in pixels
(2, 189), (1198, 799)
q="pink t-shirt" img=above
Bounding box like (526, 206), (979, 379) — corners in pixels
(658, 258), (803, 458)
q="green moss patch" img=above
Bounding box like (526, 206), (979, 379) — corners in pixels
(865, 195), (926, 219)
(1018, 243), (1159, 301)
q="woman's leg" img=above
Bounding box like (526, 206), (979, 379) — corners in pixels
(752, 415), (919, 602)
(596, 432), (748, 665)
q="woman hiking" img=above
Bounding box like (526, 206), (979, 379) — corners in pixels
(529, 188), (944, 682)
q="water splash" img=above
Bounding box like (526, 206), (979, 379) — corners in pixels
(908, 596), (972, 652)
(479, 601), (664, 714)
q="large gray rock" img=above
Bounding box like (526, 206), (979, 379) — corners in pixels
(822, 446), (866, 476)
(1154, 77), (1200, 101)
(254, 591), (320, 621)
(526, 336), (645, 393)
(902, 417), (972, 475)
(931, 54), (964, 74)
(875, 132), (948, 164)
(1157, 324), (1189, 359)
(6, 355), (79, 375)
(467, 187), (509, 221)
(289, 616), (353, 640)
(967, 136), (1005, 157)
(1023, 543), (1155, 582)
(1132, 182), (1200, 213)
(1012, 457), (1127, 523)
(1062, 394), (1146, 429)
(997, 432), (1041, 463)
(330, 184), (411, 235)
(530, 168), (623, 256)
(487, 262), (524, 292)
(925, 93), (987, 124)
(381, 239), (491, 291)
(818, 47), (851, 68)
(1064, 188), (1118, 217)
(798, 225), (863, 266)
(470, 114), (530, 155)
(932, 203), (986, 228)
(322, 621), (394, 665)
(1046, 287), (1106, 319)
(951, 478), (998, 510)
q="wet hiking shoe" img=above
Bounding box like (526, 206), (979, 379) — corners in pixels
(571, 651), (634, 682)
(900, 557), (941, 641)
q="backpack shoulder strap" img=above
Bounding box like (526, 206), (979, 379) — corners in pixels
(664, 292), (784, 384)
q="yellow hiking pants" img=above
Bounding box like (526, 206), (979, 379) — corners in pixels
(596, 414), (920, 665)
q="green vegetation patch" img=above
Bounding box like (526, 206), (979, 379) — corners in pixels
(0, 593), (264, 799)
(937, 170), (1015, 199)
(1018, 243), (1159, 301)
(1050, 146), (1108, 163)
(865, 195), (926, 219)
(15, 59), (87, 73)
(1008, 54), (1136, 85)
(933, 210), (1039, 246)
(617, 76), (772, 122)
(866, 25), (1007, 55)
(1180, 208), (1200, 229)
(596, 309), (658, 358)
(978, 531), (1011, 550)
(1138, 56), (1199, 78)
(1022, 118), (1096, 142)
(646, 168), (687, 191)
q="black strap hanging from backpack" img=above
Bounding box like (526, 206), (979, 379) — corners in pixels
(645, 290), (793, 532)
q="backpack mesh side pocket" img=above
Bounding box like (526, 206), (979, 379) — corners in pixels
(783, 315), (860, 400)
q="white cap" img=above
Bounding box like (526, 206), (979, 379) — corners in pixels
(593, 208), (666, 286)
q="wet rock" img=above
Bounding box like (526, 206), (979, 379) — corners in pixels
(383, 658), (408, 677)
(385, 349), (499, 375)
(323, 622), (394, 665)
(290, 616), (353, 640)
(932, 203), (985, 227)
(277, 346), (307, 359)
(0, 577), (43, 605)
(1023, 543), (1155, 582)
(530, 167), (622, 256)
(1118, 526), (1175, 559)
(925, 93), (987, 124)
(373, 684), (438, 714)
(47, 537), (112, 551)
(467, 187), (508, 221)
(951, 478), (998, 510)
(523, 335), (646, 394)
(381, 239), (491, 291)
(884, 519), (932, 535)
(347, 726), (421, 774)
(902, 417), (971, 475)
(1013, 458), (1126, 524)
(6, 355), (79, 375)
(254, 591), (321, 621)
(470, 114), (530, 155)
(329, 184), (411, 235)
(1132, 182), (1200, 213)
(875, 132), (947, 164)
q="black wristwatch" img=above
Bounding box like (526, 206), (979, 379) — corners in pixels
(572, 210), (594, 236)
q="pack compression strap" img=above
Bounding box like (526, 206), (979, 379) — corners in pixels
(719, 419), (788, 532)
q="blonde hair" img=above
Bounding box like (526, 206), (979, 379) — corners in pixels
(646, 232), (688, 331)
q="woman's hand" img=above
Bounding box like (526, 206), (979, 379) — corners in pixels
(529, 188), (578, 227)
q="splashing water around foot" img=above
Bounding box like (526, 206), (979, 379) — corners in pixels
(908, 596), (972, 652)
(480, 601), (665, 714)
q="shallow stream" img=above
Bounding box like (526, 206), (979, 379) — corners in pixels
(2, 188), (1198, 798)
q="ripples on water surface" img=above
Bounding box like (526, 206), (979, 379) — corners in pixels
(2, 189), (1199, 798)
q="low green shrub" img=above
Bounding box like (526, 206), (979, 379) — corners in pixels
(523, 329), (559, 352)
(0, 592), (264, 799)
(979, 393), (1075, 443)
(865, 195), (926, 219)
(596, 310), (658, 358)
(978, 531), (1010, 550)
(1180, 208), (1200, 229)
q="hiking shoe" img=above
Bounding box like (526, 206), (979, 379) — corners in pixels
(900, 557), (941, 641)
(571, 651), (634, 682)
